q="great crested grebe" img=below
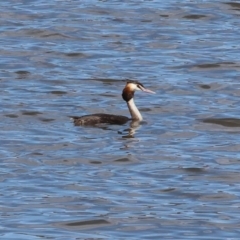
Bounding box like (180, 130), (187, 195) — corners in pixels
(73, 80), (155, 126)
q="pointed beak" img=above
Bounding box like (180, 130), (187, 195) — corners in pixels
(138, 85), (156, 94)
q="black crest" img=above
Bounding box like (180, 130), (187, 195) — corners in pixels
(126, 79), (144, 88)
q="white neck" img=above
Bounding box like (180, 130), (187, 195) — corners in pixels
(127, 98), (143, 121)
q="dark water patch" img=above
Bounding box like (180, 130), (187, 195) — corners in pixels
(90, 78), (134, 85)
(224, 2), (240, 10)
(31, 152), (43, 156)
(216, 158), (240, 165)
(102, 34), (121, 38)
(114, 157), (130, 162)
(15, 70), (31, 79)
(176, 191), (202, 200)
(183, 14), (207, 19)
(112, 18), (125, 23)
(25, 29), (71, 39)
(92, 78), (120, 84)
(49, 90), (68, 95)
(199, 84), (211, 89)
(196, 62), (236, 69)
(66, 219), (109, 226)
(141, 19), (152, 23)
(221, 61), (236, 65)
(140, 107), (152, 112)
(42, 78), (68, 85)
(176, 61), (237, 70)
(122, 134), (135, 139)
(207, 171), (240, 183)
(99, 93), (116, 97)
(196, 63), (221, 69)
(160, 14), (169, 17)
(63, 219), (110, 229)
(42, 32), (71, 38)
(39, 117), (55, 122)
(199, 192), (237, 201)
(202, 118), (240, 127)
(64, 52), (88, 58)
(161, 188), (176, 192)
(92, 78), (136, 85)
(21, 111), (42, 116)
(111, 41), (123, 45)
(90, 160), (102, 164)
(4, 114), (19, 118)
(190, 61), (240, 72)
(182, 167), (205, 173)
(15, 70), (31, 75)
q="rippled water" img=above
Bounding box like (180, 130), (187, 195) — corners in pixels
(1, 0), (240, 239)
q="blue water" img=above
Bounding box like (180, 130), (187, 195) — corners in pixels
(1, 0), (240, 239)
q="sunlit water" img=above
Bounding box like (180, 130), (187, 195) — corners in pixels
(1, 0), (240, 239)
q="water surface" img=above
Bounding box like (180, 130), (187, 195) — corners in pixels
(1, 0), (240, 239)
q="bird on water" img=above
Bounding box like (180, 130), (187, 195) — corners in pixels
(73, 80), (155, 126)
